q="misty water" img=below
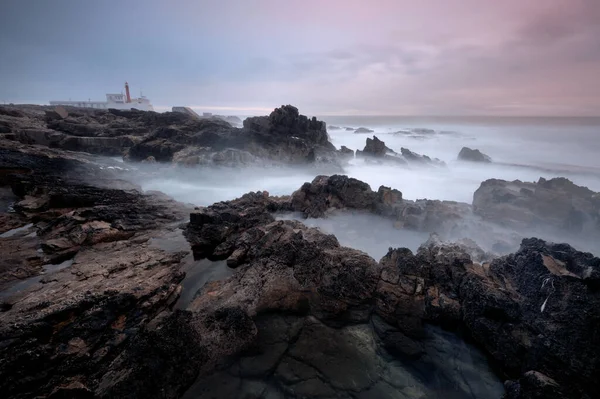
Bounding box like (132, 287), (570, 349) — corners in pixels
(132, 116), (600, 256)
(111, 117), (600, 399)
(140, 116), (600, 205)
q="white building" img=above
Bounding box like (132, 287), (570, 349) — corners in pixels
(50, 82), (154, 111)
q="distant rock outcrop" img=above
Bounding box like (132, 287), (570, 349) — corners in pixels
(354, 127), (374, 134)
(458, 147), (492, 163)
(0, 104), (342, 168)
(355, 136), (444, 166)
(357, 135), (388, 157)
(400, 147), (445, 166)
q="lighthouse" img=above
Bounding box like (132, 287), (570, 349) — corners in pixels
(125, 82), (131, 103)
(49, 82), (153, 111)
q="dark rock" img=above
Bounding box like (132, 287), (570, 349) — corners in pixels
(339, 145), (354, 158)
(473, 177), (600, 235)
(0, 107), (25, 118)
(290, 175), (378, 218)
(401, 147), (446, 166)
(458, 146), (492, 163)
(357, 135), (388, 157)
(2, 104), (340, 167)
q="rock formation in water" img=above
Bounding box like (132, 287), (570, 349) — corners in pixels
(458, 146), (492, 163)
(354, 127), (374, 133)
(181, 186), (600, 399)
(474, 177), (600, 236)
(357, 135), (389, 157)
(400, 147), (446, 166)
(1, 135), (600, 398)
(356, 136), (445, 166)
(0, 105), (344, 168)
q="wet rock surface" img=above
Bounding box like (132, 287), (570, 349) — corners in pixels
(183, 187), (599, 398)
(0, 140), (198, 398)
(1, 136), (599, 398)
(0, 104), (343, 168)
(473, 177), (600, 238)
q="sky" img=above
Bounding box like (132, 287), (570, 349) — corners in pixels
(0, 0), (599, 116)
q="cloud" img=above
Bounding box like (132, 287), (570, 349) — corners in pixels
(0, 0), (599, 115)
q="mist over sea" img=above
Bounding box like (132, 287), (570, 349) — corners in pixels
(132, 115), (600, 257)
(142, 115), (600, 205)
(322, 115), (600, 202)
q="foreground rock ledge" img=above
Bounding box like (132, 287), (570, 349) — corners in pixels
(1, 143), (599, 398)
(184, 187), (600, 399)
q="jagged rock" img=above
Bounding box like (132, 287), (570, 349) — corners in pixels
(401, 147), (445, 166)
(360, 136), (387, 157)
(290, 175), (378, 218)
(473, 177), (600, 235)
(458, 147), (492, 163)
(0, 141), (200, 398)
(339, 145), (354, 159)
(1, 104), (340, 167)
(288, 175), (470, 234)
(2, 139), (598, 399)
(377, 236), (600, 399)
(184, 185), (600, 399)
(354, 127), (374, 134)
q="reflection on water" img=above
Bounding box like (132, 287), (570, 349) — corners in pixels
(148, 225), (235, 309)
(0, 259), (74, 299)
(175, 256), (233, 309)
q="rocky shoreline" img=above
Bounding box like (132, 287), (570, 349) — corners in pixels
(1, 105), (599, 399)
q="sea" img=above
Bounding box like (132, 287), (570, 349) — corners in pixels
(134, 115), (600, 257)
(140, 115), (600, 205)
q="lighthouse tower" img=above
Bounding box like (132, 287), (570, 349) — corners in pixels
(125, 82), (131, 103)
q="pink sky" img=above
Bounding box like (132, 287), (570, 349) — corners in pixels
(2, 0), (599, 115)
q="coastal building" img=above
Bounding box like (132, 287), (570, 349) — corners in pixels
(50, 82), (154, 111)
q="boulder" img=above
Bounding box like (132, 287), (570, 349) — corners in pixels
(473, 177), (600, 235)
(458, 147), (492, 163)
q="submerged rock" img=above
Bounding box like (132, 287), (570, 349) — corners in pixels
(458, 146), (492, 163)
(354, 127), (374, 134)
